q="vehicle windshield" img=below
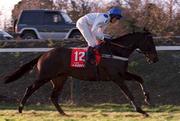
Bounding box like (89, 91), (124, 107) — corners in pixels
(61, 12), (73, 23)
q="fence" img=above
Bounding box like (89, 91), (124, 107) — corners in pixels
(0, 46), (180, 52)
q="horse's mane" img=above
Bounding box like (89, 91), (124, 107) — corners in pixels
(113, 32), (145, 42)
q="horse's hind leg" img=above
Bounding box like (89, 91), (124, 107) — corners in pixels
(50, 76), (67, 116)
(19, 79), (48, 113)
(113, 80), (149, 117)
(124, 72), (151, 105)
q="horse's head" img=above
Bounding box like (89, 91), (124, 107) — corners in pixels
(106, 32), (158, 64)
(136, 32), (159, 64)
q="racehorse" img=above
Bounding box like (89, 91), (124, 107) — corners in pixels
(1, 32), (158, 117)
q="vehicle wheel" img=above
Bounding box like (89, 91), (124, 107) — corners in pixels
(69, 31), (84, 41)
(22, 32), (37, 39)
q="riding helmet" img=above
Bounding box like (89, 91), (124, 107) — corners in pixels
(108, 7), (122, 19)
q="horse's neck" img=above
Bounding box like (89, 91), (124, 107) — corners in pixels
(114, 35), (136, 47)
(104, 36), (137, 58)
(100, 44), (133, 58)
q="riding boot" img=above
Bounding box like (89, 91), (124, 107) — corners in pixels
(85, 46), (96, 66)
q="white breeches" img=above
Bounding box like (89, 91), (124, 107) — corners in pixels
(76, 18), (97, 47)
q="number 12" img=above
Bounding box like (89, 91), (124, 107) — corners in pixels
(74, 51), (85, 61)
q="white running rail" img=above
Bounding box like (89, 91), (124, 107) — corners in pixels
(0, 46), (180, 52)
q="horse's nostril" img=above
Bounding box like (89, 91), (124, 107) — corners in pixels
(157, 58), (159, 61)
(156, 58), (159, 62)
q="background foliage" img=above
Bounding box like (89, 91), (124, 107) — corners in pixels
(5, 0), (179, 37)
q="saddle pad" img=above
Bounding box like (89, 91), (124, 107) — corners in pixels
(70, 48), (87, 67)
(70, 48), (101, 68)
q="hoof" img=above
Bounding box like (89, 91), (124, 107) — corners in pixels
(63, 114), (71, 117)
(136, 107), (149, 117)
(18, 107), (23, 113)
(59, 112), (69, 116)
(61, 113), (70, 117)
(18, 104), (23, 113)
(143, 112), (149, 117)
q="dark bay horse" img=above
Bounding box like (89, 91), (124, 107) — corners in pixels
(1, 32), (158, 117)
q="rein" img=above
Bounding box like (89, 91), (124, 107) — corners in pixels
(102, 54), (128, 61)
(100, 41), (131, 62)
(110, 41), (151, 55)
(108, 41), (141, 54)
(110, 42), (132, 50)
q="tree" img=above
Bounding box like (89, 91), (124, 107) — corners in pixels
(54, 0), (97, 21)
(12, 0), (54, 21)
(113, 0), (179, 35)
(140, 3), (169, 35)
(172, 12), (180, 35)
(168, 0), (174, 19)
(122, 0), (143, 32)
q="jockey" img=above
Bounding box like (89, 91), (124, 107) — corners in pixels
(76, 7), (122, 65)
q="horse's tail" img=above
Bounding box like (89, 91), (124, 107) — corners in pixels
(2, 55), (42, 84)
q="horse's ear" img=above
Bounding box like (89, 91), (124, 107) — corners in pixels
(143, 27), (149, 33)
(143, 27), (152, 35)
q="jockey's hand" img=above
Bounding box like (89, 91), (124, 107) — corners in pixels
(97, 40), (105, 45)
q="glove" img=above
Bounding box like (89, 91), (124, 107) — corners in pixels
(104, 37), (112, 42)
(103, 34), (112, 42)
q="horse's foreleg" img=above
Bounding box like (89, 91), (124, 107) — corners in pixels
(113, 80), (149, 117)
(51, 76), (67, 116)
(124, 72), (151, 105)
(19, 79), (47, 113)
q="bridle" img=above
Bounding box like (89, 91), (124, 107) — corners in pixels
(101, 35), (157, 63)
(103, 33), (158, 64)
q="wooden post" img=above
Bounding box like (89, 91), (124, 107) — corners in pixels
(69, 77), (80, 105)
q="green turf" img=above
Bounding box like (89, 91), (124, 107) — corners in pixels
(0, 104), (180, 121)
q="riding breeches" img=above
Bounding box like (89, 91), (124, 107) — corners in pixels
(76, 18), (97, 47)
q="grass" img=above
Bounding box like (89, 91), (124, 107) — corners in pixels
(0, 104), (180, 121)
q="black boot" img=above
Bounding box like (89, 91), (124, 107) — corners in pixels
(86, 46), (96, 66)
